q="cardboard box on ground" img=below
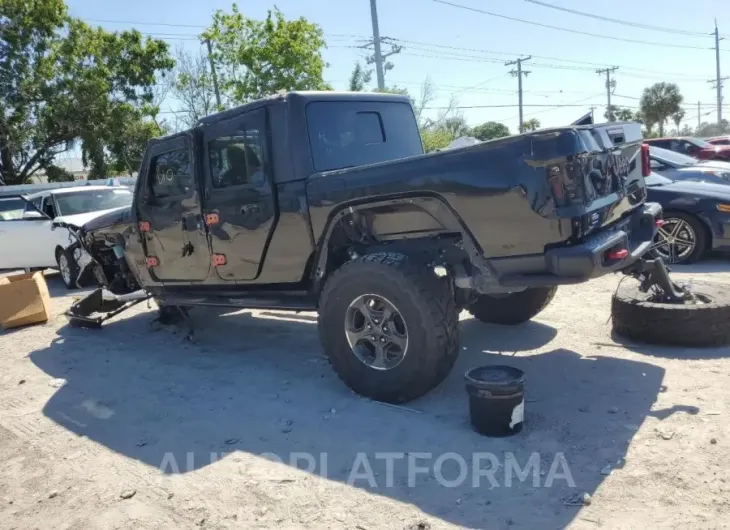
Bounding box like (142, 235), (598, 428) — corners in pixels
(0, 272), (52, 330)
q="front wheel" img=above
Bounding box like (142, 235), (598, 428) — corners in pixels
(57, 248), (79, 290)
(318, 253), (459, 403)
(468, 286), (557, 325)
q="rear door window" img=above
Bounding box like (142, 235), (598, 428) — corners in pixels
(306, 101), (423, 172)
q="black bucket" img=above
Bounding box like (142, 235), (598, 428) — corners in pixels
(465, 365), (525, 437)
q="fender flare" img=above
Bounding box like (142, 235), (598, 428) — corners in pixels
(310, 192), (493, 289)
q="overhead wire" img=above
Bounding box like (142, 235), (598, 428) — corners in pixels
(432, 0), (714, 50)
(523, 0), (719, 38)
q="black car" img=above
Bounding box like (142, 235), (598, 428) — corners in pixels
(649, 146), (730, 184)
(646, 173), (730, 264)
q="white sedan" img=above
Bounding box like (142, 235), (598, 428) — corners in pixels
(0, 186), (134, 288)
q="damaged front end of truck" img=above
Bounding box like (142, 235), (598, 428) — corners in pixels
(53, 207), (151, 327)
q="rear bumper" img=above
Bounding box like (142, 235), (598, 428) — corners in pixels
(546, 202), (661, 278)
(491, 202), (662, 288)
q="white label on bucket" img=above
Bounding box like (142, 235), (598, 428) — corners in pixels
(510, 400), (525, 429)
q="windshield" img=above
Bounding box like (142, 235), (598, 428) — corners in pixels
(687, 138), (712, 148)
(644, 173), (673, 187)
(54, 188), (133, 216)
(650, 146), (697, 167)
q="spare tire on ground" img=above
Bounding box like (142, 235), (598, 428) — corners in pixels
(612, 280), (730, 347)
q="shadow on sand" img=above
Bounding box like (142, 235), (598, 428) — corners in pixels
(29, 307), (697, 528)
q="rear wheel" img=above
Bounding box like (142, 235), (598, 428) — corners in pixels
(318, 252), (459, 403)
(468, 286), (557, 325)
(652, 213), (707, 265)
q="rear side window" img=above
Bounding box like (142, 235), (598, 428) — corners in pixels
(148, 147), (194, 199)
(306, 101), (423, 172)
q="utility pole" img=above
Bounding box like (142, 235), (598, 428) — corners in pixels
(205, 39), (222, 109)
(709, 21), (728, 126)
(698, 101), (701, 130)
(596, 67), (619, 121)
(369, 0), (385, 91)
(506, 56), (531, 132)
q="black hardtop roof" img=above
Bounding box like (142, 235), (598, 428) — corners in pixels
(147, 91), (411, 147)
(195, 90), (411, 128)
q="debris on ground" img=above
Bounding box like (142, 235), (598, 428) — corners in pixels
(563, 492), (592, 506)
(48, 491), (58, 499)
(404, 522), (431, 530)
(710, 438), (718, 445)
(657, 429), (675, 440)
(600, 465), (613, 476)
(119, 490), (136, 500)
(278, 419), (293, 433)
(49, 378), (67, 388)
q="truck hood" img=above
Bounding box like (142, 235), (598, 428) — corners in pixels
(53, 206), (132, 230)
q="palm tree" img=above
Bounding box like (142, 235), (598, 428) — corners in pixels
(639, 82), (683, 137)
(672, 110), (686, 136)
(520, 118), (541, 132)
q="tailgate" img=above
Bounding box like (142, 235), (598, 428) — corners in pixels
(532, 122), (647, 238)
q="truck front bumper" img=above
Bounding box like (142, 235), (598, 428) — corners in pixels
(492, 202), (662, 288)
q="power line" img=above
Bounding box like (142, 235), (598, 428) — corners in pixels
(86, 17), (712, 81)
(523, 0), (717, 38)
(432, 0), (714, 50)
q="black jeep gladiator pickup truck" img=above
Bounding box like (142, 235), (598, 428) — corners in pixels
(62, 91), (664, 403)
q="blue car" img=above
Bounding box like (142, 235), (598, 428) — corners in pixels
(649, 146), (730, 185)
(646, 173), (730, 264)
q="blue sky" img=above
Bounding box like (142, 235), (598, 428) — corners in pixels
(65, 0), (729, 133)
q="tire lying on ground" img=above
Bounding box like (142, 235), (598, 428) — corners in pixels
(468, 286), (557, 325)
(612, 280), (730, 347)
(318, 252), (459, 404)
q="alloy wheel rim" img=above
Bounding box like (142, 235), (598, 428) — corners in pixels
(59, 254), (71, 284)
(344, 294), (409, 371)
(653, 218), (696, 264)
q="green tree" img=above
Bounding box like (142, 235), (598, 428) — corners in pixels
(639, 82), (683, 137)
(671, 109), (685, 136)
(348, 62), (372, 92)
(203, 4), (329, 104)
(420, 128), (453, 153)
(438, 116), (471, 138)
(615, 108), (636, 122)
(471, 121), (510, 141)
(0, 0), (173, 185)
(171, 47), (219, 129)
(44, 164), (75, 183)
(520, 118), (541, 132)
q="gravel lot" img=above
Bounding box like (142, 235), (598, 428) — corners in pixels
(1, 262), (729, 529)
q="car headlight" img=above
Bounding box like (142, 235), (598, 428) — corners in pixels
(717, 203), (730, 213)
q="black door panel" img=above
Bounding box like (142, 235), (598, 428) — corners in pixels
(136, 135), (211, 282)
(202, 108), (278, 281)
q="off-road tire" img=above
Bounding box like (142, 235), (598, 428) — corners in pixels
(612, 280), (730, 346)
(468, 286), (558, 325)
(56, 248), (79, 290)
(318, 252), (459, 403)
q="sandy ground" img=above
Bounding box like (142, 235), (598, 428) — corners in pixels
(0, 261), (729, 530)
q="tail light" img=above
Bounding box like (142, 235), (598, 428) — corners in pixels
(641, 144), (651, 177)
